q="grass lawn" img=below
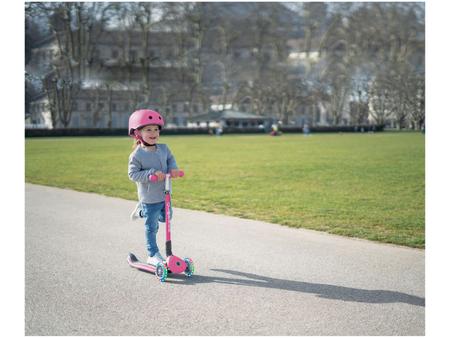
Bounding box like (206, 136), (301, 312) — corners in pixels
(25, 132), (425, 248)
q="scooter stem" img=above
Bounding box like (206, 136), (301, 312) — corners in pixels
(149, 171), (184, 257)
(164, 174), (172, 256)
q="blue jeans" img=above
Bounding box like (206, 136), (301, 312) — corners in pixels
(141, 201), (172, 257)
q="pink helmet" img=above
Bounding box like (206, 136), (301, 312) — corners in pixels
(128, 109), (165, 136)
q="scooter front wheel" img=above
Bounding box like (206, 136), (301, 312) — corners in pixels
(155, 262), (168, 282)
(183, 258), (194, 277)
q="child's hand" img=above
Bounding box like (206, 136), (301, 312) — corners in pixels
(155, 171), (165, 181)
(170, 169), (183, 178)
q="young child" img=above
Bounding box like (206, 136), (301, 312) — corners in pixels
(127, 109), (182, 265)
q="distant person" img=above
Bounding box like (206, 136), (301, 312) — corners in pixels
(303, 123), (310, 136)
(127, 109), (183, 265)
(270, 123), (282, 136)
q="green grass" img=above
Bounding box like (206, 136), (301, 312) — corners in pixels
(25, 133), (425, 248)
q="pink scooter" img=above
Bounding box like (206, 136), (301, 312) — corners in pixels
(127, 170), (194, 282)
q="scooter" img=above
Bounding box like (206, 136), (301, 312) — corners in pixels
(127, 170), (194, 282)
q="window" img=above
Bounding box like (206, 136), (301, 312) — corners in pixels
(129, 50), (137, 63)
(149, 49), (159, 59)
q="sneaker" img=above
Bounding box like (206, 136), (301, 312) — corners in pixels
(130, 203), (142, 221)
(147, 252), (165, 265)
(154, 252), (165, 262)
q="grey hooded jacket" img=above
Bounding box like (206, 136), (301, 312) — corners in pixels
(128, 144), (178, 204)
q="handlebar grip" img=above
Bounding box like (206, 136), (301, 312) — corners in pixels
(149, 170), (184, 182)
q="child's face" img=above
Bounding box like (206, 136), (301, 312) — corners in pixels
(139, 125), (160, 145)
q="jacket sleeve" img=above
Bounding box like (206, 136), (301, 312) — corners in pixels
(166, 146), (178, 171)
(128, 153), (156, 183)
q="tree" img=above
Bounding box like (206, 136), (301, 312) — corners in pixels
(346, 3), (425, 128)
(369, 73), (392, 126)
(25, 73), (43, 118)
(319, 13), (354, 125)
(407, 74), (425, 130)
(302, 2), (328, 54)
(160, 2), (209, 117)
(349, 78), (369, 125)
(26, 2), (113, 127)
(43, 76), (75, 128)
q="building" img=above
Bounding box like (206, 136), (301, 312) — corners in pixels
(187, 110), (271, 130)
(26, 3), (304, 129)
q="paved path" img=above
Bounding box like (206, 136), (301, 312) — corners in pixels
(25, 184), (424, 335)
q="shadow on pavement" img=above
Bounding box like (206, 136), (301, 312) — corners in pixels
(167, 268), (425, 307)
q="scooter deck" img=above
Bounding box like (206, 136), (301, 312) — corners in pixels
(127, 253), (157, 273)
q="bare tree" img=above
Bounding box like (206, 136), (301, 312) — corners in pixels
(349, 76), (370, 125)
(111, 5), (136, 85)
(369, 73), (393, 126)
(319, 12), (355, 125)
(407, 73), (425, 130)
(384, 61), (413, 129)
(346, 3), (424, 128)
(26, 2), (113, 127)
(153, 2), (209, 117)
(104, 83), (114, 128)
(91, 84), (104, 127)
(135, 3), (158, 90)
(42, 76), (75, 128)
(27, 2), (425, 129)
(46, 2), (112, 81)
(302, 2), (328, 55)
(267, 71), (304, 124)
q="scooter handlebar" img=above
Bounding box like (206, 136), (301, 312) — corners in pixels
(149, 170), (184, 182)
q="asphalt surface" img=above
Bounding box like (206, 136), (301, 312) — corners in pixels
(25, 184), (425, 335)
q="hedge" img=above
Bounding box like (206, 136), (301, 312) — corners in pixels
(25, 125), (384, 137)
